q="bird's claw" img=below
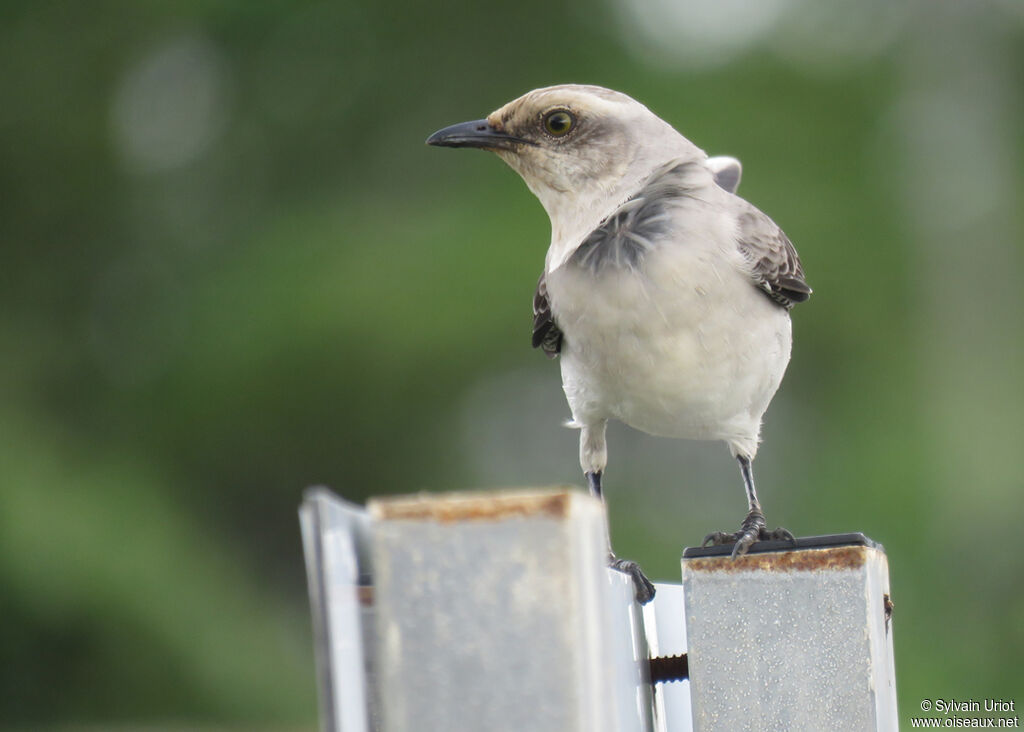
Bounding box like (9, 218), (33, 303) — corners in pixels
(701, 531), (737, 547)
(767, 526), (795, 543)
(701, 511), (796, 558)
(730, 525), (761, 558)
(609, 555), (656, 605)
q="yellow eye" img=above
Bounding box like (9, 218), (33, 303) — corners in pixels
(543, 110), (575, 137)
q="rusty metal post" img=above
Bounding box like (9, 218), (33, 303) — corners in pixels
(301, 487), (658, 732)
(369, 489), (653, 732)
(681, 535), (898, 731)
(301, 490), (897, 732)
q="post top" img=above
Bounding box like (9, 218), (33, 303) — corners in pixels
(368, 487), (590, 523)
(682, 533), (885, 573)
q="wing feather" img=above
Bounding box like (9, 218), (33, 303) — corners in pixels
(736, 206), (811, 309)
(532, 272), (562, 358)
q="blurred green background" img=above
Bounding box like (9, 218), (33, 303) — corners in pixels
(2, 0), (1022, 728)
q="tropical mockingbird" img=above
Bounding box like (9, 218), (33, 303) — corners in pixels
(428, 85), (811, 603)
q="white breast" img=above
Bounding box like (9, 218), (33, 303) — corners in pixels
(546, 225), (792, 458)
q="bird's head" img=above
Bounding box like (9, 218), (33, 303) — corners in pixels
(427, 85), (707, 234)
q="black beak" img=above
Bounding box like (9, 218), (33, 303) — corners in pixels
(426, 119), (533, 151)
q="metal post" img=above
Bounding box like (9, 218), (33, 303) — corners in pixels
(300, 490), (897, 732)
(301, 488), (658, 732)
(299, 487), (378, 732)
(369, 489), (652, 732)
(681, 535), (898, 731)
(644, 584), (691, 732)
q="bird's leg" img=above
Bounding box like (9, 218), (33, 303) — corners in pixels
(702, 455), (795, 558)
(586, 470), (655, 603)
(580, 423), (655, 604)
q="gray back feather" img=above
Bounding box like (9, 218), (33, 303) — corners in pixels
(567, 160), (702, 273)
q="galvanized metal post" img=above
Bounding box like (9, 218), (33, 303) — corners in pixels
(681, 535), (898, 731)
(301, 487), (658, 732)
(300, 490), (897, 732)
(299, 488), (379, 732)
(369, 489), (652, 732)
(643, 583), (691, 732)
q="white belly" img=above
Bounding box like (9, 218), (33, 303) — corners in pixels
(547, 246), (792, 457)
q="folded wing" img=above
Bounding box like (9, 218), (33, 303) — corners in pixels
(532, 272), (562, 358)
(735, 205), (811, 309)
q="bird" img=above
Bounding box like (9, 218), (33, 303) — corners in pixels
(427, 85), (811, 603)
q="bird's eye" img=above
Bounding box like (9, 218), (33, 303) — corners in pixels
(543, 110), (575, 137)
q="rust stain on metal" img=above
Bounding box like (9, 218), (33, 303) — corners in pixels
(884, 593), (894, 631)
(685, 545), (869, 573)
(358, 585), (374, 607)
(369, 489), (577, 523)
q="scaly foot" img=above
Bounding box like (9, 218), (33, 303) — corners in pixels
(701, 508), (794, 559)
(609, 553), (656, 604)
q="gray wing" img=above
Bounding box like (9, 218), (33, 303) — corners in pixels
(736, 205), (811, 309)
(532, 272), (562, 358)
